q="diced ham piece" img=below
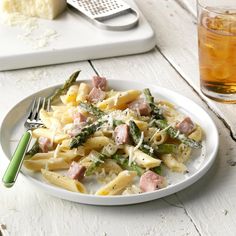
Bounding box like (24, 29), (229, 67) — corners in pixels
(67, 161), (86, 180)
(67, 122), (87, 137)
(88, 87), (106, 103)
(114, 124), (130, 145)
(139, 170), (165, 192)
(38, 137), (52, 153)
(73, 112), (87, 124)
(128, 99), (151, 116)
(176, 117), (195, 135)
(92, 76), (107, 91)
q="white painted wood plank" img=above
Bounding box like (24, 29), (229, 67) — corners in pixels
(176, 0), (197, 17)
(0, 61), (199, 236)
(91, 49), (236, 236)
(135, 0), (236, 139)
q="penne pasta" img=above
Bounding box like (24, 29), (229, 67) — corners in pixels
(98, 159), (123, 174)
(188, 125), (203, 142)
(84, 136), (114, 151)
(76, 82), (90, 102)
(65, 85), (80, 104)
(150, 129), (168, 145)
(32, 128), (69, 143)
(176, 144), (192, 163)
(24, 158), (70, 171)
(95, 170), (136, 195)
(97, 90), (141, 110)
(161, 154), (187, 173)
(41, 169), (87, 193)
(124, 145), (161, 169)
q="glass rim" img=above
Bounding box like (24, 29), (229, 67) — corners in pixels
(197, 0), (236, 16)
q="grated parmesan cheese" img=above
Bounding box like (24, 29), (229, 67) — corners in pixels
(160, 124), (172, 133)
(174, 130), (180, 138)
(134, 131), (144, 152)
(128, 131), (144, 166)
(122, 185), (141, 195)
(150, 128), (161, 141)
(53, 144), (60, 159)
(114, 92), (121, 106)
(0, 11), (59, 49)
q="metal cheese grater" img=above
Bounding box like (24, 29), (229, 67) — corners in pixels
(67, 0), (139, 31)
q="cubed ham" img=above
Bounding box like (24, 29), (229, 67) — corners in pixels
(128, 99), (151, 116)
(114, 124), (130, 145)
(73, 112), (87, 124)
(67, 161), (86, 180)
(139, 170), (165, 192)
(67, 122), (88, 137)
(92, 76), (107, 91)
(176, 117), (195, 135)
(38, 137), (52, 153)
(88, 87), (106, 103)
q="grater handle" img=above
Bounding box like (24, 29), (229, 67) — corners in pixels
(93, 8), (139, 31)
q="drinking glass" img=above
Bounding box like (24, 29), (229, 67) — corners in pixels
(197, 0), (236, 103)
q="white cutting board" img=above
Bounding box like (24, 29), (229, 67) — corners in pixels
(0, 0), (155, 71)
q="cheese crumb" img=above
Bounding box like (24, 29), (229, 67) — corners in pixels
(2, 0), (67, 20)
(0, 11), (59, 49)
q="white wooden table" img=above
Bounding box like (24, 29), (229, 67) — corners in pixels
(1, 1), (236, 235)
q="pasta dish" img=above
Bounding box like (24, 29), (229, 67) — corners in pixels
(23, 71), (203, 196)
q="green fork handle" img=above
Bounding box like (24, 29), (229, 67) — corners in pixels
(2, 131), (32, 188)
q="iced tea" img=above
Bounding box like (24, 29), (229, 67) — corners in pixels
(198, 9), (236, 102)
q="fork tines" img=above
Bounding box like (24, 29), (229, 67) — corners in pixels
(27, 97), (50, 121)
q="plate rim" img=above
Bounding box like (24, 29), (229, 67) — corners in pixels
(0, 79), (219, 205)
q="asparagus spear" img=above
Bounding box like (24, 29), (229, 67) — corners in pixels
(25, 139), (40, 159)
(152, 165), (162, 175)
(79, 102), (105, 118)
(144, 88), (201, 149)
(153, 119), (202, 149)
(85, 153), (106, 176)
(129, 120), (177, 156)
(70, 120), (105, 148)
(143, 88), (164, 120)
(113, 120), (124, 128)
(112, 154), (144, 176)
(49, 70), (81, 103)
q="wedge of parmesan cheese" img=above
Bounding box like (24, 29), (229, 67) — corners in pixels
(2, 0), (67, 20)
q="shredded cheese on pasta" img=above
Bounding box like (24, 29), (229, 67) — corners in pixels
(150, 128), (160, 141)
(53, 144), (60, 159)
(128, 131), (144, 166)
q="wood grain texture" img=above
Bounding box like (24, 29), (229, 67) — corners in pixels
(134, 0), (236, 139)
(91, 48), (236, 236)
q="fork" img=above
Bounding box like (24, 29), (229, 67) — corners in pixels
(2, 97), (50, 188)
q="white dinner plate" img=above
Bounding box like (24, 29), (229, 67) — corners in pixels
(0, 80), (219, 205)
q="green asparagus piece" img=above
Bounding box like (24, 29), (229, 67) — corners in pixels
(155, 144), (177, 154)
(112, 154), (144, 176)
(79, 102), (105, 118)
(49, 70), (81, 103)
(70, 120), (105, 148)
(113, 120), (124, 128)
(129, 120), (177, 156)
(25, 139), (40, 159)
(143, 88), (164, 120)
(153, 119), (202, 149)
(151, 165), (162, 176)
(85, 153), (106, 176)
